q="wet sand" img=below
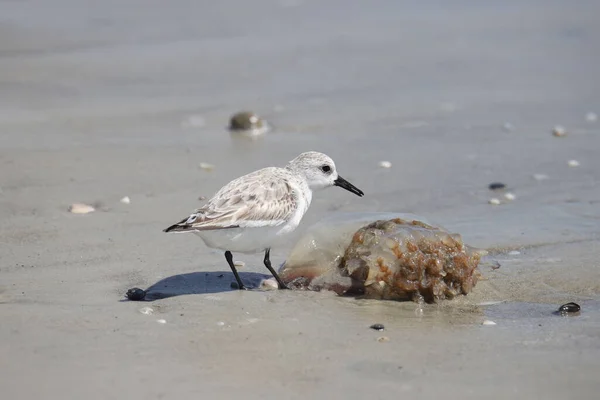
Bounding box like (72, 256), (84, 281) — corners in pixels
(1, 0), (600, 399)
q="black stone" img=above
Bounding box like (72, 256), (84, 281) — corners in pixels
(126, 288), (146, 301)
(370, 323), (385, 331)
(558, 302), (580, 314)
(488, 182), (506, 190)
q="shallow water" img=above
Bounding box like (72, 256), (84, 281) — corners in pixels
(1, 0), (599, 399)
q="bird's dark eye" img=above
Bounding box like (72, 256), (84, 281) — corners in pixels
(321, 165), (331, 173)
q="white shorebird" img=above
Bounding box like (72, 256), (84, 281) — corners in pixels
(163, 151), (364, 290)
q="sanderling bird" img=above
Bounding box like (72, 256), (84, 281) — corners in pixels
(163, 151), (364, 290)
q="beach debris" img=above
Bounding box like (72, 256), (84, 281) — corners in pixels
(488, 198), (501, 205)
(217, 321), (226, 326)
(260, 278), (279, 291)
(126, 287), (147, 301)
(377, 336), (390, 343)
(552, 126), (567, 137)
(585, 112), (597, 123)
(120, 196), (131, 205)
(488, 182), (506, 190)
(68, 203), (95, 214)
(181, 115), (206, 129)
(558, 302), (580, 315)
(532, 173), (549, 181)
(139, 307), (154, 315)
(370, 323), (385, 331)
(229, 111), (270, 138)
(482, 320), (497, 326)
(156, 319), (167, 324)
(567, 160), (580, 168)
(378, 161), (392, 169)
(279, 215), (485, 303)
(502, 122), (515, 132)
(504, 192), (516, 201)
(199, 162), (215, 172)
(234, 261), (246, 268)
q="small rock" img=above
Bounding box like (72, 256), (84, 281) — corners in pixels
(370, 323), (385, 331)
(533, 173), (549, 181)
(488, 198), (501, 205)
(377, 336), (390, 343)
(68, 203), (95, 214)
(126, 287), (146, 301)
(552, 126), (567, 137)
(199, 162), (215, 171)
(217, 321), (226, 326)
(558, 302), (580, 314)
(198, 196), (207, 201)
(585, 112), (597, 123)
(378, 161), (392, 169)
(567, 160), (580, 167)
(504, 192), (516, 201)
(502, 122), (515, 132)
(156, 319), (167, 324)
(488, 182), (506, 190)
(120, 196), (131, 205)
(482, 320), (497, 326)
(234, 261), (246, 268)
(139, 307), (154, 315)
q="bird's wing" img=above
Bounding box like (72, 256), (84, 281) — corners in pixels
(163, 168), (297, 233)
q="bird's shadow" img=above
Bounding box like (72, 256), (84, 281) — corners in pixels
(137, 271), (272, 301)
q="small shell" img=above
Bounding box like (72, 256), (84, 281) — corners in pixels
(260, 278), (279, 291)
(585, 112), (597, 123)
(567, 160), (580, 167)
(532, 173), (549, 181)
(120, 196), (131, 204)
(378, 161), (392, 169)
(234, 261), (246, 268)
(488, 198), (501, 205)
(482, 320), (497, 326)
(552, 126), (567, 137)
(199, 162), (215, 171)
(504, 192), (516, 201)
(156, 319), (167, 324)
(68, 203), (95, 214)
(502, 122), (515, 132)
(139, 307), (154, 315)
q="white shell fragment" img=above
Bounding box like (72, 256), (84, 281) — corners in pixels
(156, 319), (167, 324)
(120, 196), (131, 204)
(552, 125), (567, 137)
(532, 173), (549, 181)
(139, 307), (154, 315)
(585, 112), (597, 123)
(68, 203), (95, 214)
(260, 278), (279, 291)
(233, 261), (246, 268)
(567, 160), (580, 167)
(502, 122), (515, 132)
(378, 161), (392, 169)
(488, 198), (501, 205)
(504, 192), (516, 201)
(482, 320), (497, 326)
(199, 162), (215, 171)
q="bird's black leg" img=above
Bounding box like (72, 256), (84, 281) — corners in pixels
(224, 251), (246, 290)
(263, 248), (288, 289)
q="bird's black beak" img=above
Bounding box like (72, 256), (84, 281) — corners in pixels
(334, 175), (364, 197)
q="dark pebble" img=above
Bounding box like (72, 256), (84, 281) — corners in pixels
(126, 288), (146, 301)
(217, 274), (224, 278)
(488, 182), (506, 190)
(230, 282), (239, 289)
(558, 302), (580, 314)
(370, 323), (385, 331)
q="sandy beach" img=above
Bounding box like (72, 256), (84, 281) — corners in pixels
(1, 0), (599, 398)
